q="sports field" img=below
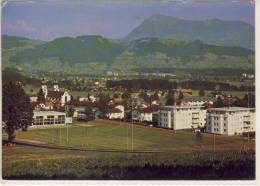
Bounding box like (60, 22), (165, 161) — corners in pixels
(6, 119), (252, 152)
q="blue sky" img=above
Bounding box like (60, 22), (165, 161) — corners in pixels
(2, 0), (255, 41)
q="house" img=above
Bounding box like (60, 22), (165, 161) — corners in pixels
(158, 106), (206, 130)
(132, 107), (159, 123)
(65, 100), (102, 120)
(104, 105), (124, 119)
(41, 84), (71, 106)
(105, 108), (124, 119)
(205, 107), (255, 136)
(32, 111), (71, 128)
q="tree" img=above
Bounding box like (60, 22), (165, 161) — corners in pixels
(165, 90), (175, 106)
(99, 93), (111, 105)
(67, 106), (74, 117)
(37, 88), (45, 103)
(178, 91), (184, 100)
(213, 96), (224, 108)
(122, 91), (131, 100)
(3, 82), (33, 143)
(198, 89), (205, 97)
(152, 91), (160, 101)
(243, 93), (255, 108)
(113, 93), (119, 99)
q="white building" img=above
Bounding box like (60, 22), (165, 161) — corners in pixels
(206, 107), (255, 136)
(158, 106), (206, 130)
(32, 111), (69, 128)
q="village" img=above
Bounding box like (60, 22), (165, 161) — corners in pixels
(28, 83), (255, 137)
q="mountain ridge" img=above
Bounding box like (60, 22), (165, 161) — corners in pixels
(124, 14), (254, 49)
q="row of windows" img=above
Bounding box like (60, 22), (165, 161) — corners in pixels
(35, 115), (65, 119)
(213, 128), (227, 132)
(33, 117), (65, 125)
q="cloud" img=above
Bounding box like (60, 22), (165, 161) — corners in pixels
(4, 19), (36, 32)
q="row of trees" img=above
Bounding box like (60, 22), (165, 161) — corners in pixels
(213, 93), (255, 108)
(106, 79), (254, 91)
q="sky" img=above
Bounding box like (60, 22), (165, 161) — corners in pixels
(1, 0), (255, 41)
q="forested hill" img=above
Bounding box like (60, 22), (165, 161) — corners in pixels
(124, 14), (254, 49)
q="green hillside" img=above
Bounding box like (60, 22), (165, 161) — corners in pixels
(2, 35), (44, 49)
(2, 35), (255, 74)
(112, 38), (254, 70)
(10, 35), (127, 65)
(124, 14), (254, 49)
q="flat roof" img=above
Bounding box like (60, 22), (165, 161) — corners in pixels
(160, 105), (204, 109)
(209, 107), (255, 112)
(33, 111), (66, 115)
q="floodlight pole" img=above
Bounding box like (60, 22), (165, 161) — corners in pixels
(213, 133), (215, 153)
(66, 123), (69, 143)
(59, 127), (61, 144)
(126, 117), (128, 152)
(132, 98), (133, 151)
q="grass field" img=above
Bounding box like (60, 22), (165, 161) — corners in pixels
(6, 120), (251, 152)
(2, 120), (255, 179)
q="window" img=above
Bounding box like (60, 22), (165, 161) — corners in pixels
(34, 116), (44, 125)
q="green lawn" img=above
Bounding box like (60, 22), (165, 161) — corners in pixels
(20, 120), (243, 151)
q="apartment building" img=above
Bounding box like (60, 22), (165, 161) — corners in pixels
(157, 106), (206, 130)
(206, 107), (255, 136)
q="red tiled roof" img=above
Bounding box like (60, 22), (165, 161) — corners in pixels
(47, 91), (64, 99)
(135, 106), (159, 113)
(105, 108), (122, 114)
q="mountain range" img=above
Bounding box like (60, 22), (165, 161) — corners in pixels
(2, 15), (255, 74)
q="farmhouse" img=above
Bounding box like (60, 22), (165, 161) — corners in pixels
(158, 106), (206, 130)
(205, 107), (255, 136)
(32, 111), (71, 128)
